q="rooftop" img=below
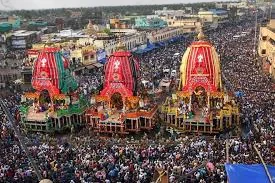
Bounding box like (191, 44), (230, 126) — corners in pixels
(13, 30), (37, 37)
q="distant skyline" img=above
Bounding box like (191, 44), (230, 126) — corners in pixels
(0, 0), (231, 10)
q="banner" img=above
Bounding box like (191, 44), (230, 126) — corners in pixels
(97, 49), (107, 64)
(225, 164), (275, 183)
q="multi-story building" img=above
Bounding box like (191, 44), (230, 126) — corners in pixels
(135, 16), (167, 29)
(166, 16), (201, 33)
(109, 18), (133, 29)
(147, 27), (184, 43)
(198, 9), (229, 24)
(258, 18), (275, 79)
(94, 32), (147, 56)
(55, 17), (65, 31)
(216, 0), (248, 9)
(155, 7), (186, 17)
(95, 26), (183, 55)
(9, 30), (39, 49)
(0, 15), (21, 29)
(70, 45), (97, 66)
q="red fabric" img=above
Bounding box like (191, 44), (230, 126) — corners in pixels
(27, 49), (39, 55)
(32, 47), (61, 96)
(182, 41), (218, 92)
(101, 50), (138, 98)
(63, 58), (69, 69)
(100, 114), (104, 120)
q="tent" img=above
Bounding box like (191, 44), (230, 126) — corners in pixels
(225, 164), (275, 183)
(133, 49), (145, 54)
(0, 22), (12, 33)
(155, 41), (165, 47)
(143, 44), (155, 52)
(235, 91), (244, 97)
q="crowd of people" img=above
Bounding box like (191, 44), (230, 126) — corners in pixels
(0, 14), (274, 183)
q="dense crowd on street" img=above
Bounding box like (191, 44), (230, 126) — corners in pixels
(0, 15), (274, 183)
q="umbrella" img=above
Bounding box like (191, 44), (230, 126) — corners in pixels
(206, 162), (215, 172)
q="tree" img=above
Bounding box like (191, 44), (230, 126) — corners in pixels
(103, 28), (112, 35)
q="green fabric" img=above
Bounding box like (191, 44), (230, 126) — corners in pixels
(0, 23), (12, 33)
(19, 105), (29, 115)
(61, 69), (78, 93)
(56, 96), (89, 117)
(54, 52), (64, 89)
(54, 51), (78, 94)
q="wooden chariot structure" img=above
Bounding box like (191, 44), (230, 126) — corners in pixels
(161, 29), (239, 134)
(86, 43), (158, 134)
(20, 47), (89, 133)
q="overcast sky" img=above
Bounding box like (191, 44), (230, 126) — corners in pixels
(0, 0), (230, 10)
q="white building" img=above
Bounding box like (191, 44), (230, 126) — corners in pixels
(94, 32), (147, 56)
(147, 27), (183, 43)
(166, 16), (201, 33)
(94, 27), (184, 55)
(155, 7), (187, 17)
(216, 0), (249, 9)
(198, 9), (229, 24)
(10, 30), (39, 49)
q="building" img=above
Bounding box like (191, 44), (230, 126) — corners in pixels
(28, 20), (48, 30)
(147, 27), (183, 43)
(166, 16), (201, 33)
(258, 19), (275, 79)
(69, 11), (82, 19)
(198, 9), (229, 25)
(155, 7), (187, 17)
(94, 32), (147, 56)
(135, 16), (167, 29)
(70, 45), (97, 66)
(0, 15), (21, 29)
(9, 30), (39, 49)
(0, 34), (7, 52)
(216, 0), (249, 9)
(55, 17), (65, 31)
(109, 18), (133, 29)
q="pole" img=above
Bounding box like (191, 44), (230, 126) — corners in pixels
(226, 138), (229, 163)
(0, 99), (43, 181)
(254, 7), (258, 59)
(253, 144), (273, 183)
(269, 2), (272, 20)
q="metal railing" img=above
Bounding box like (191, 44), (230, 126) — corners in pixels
(0, 99), (42, 181)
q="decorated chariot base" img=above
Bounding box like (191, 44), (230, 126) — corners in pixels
(161, 29), (239, 134)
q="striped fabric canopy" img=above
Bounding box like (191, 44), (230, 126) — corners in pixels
(32, 47), (77, 97)
(179, 40), (222, 93)
(101, 50), (140, 98)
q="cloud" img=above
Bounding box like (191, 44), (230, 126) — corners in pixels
(0, 0), (231, 10)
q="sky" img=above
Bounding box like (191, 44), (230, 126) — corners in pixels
(0, 0), (231, 10)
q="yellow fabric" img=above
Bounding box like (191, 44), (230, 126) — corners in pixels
(211, 47), (222, 89)
(179, 47), (191, 90)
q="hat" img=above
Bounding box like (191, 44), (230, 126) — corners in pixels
(39, 179), (53, 183)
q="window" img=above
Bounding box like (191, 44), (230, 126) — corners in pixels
(262, 36), (267, 41)
(269, 39), (275, 46)
(261, 49), (266, 55)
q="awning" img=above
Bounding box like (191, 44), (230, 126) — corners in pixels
(156, 41), (165, 47)
(225, 164), (275, 183)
